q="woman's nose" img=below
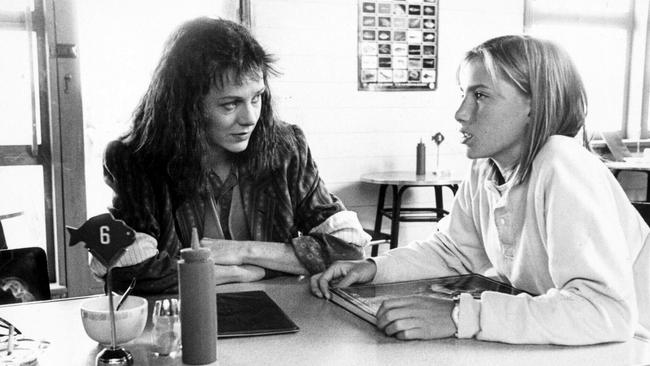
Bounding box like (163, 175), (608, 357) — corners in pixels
(455, 97), (471, 123)
(238, 102), (259, 126)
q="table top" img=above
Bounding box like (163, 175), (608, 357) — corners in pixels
(1, 276), (649, 366)
(0, 211), (22, 221)
(361, 171), (463, 186)
(605, 159), (650, 172)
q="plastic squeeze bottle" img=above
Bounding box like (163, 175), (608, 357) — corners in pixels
(179, 228), (217, 365)
(416, 138), (426, 175)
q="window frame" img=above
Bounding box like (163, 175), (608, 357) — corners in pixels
(524, 0), (650, 141)
(0, 3), (56, 282)
(0, 0), (98, 297)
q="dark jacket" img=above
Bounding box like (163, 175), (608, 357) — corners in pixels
(103, 123), (364, 294)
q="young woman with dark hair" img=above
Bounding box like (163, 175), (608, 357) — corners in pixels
(91, 17), (370, 294)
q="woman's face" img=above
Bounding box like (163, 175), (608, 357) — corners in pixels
(202, 73), (266, 154)
(455, 60), (531, 171)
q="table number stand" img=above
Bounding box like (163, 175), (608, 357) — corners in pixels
(431, 132), (446, 176)
(67, 213), (136, 366)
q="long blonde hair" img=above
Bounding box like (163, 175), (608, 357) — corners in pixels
(461, 35), (588, 185)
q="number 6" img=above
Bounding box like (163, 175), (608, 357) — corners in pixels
(100, 225), (111, 244)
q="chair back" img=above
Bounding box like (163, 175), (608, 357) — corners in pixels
(632, 201), (650, 226)
(0, 247), (51, 304)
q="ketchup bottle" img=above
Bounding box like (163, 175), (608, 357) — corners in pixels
(178, 228), (217, 364)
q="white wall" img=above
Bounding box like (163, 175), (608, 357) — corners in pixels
(250, 0), (525, 246)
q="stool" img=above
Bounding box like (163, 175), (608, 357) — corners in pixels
(360, 171), (462, 257)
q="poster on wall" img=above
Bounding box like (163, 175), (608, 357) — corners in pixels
(358, 0), (439, 91)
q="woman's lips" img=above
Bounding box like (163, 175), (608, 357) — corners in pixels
(460, 131), (473, 144)
(231, 132), (251, 141)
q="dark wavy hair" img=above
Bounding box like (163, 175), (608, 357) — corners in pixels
(122, 17), (285, 199)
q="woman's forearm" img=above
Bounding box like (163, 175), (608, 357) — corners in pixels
(214, 264), (265, 285)
(201, 237), (309, 275)
(242, 241), (309, 275)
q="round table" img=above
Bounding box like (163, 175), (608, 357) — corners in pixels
(360, 171), (463, 256)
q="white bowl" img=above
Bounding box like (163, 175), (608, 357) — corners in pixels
(80, 295), (148, 345)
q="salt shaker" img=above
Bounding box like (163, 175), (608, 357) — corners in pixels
(151, 298), (181, 357)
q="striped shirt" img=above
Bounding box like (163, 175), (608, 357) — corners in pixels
(95, 122), (369, 294)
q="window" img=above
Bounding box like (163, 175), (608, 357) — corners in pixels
(525, 0), (650, 140)
(1, 1), (240, 296)
(1, 0), (93, 297)
(0, 1), (56, 281)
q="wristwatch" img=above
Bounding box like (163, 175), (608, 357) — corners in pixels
(451, 297), (460, 337)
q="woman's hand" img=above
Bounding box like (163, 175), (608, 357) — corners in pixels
(214, 264), (265, 285)
(310, 259), (377, 299)
(376, 296), (456, 340)
(201, 238), (249, 265)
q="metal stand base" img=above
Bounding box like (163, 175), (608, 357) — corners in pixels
(96, 347), (134, 366)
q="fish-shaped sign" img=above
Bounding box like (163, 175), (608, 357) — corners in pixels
(67, 213), (136, 267)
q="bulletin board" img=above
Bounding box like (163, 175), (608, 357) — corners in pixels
(358, 0), (439, 91)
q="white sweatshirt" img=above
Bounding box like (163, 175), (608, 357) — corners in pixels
(372, 135), (650, 345)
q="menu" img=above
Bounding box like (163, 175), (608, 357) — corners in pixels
(217, 290), (299, 337)
(358, 0), (439, 91)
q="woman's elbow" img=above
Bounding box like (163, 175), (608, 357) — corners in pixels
(591, 301), (637, 344)
(609, 305), (637, 342)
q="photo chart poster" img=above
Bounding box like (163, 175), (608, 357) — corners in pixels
(358, 0), (439, 91)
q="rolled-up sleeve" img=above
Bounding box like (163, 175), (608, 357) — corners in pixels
(284, 125), (367, 273)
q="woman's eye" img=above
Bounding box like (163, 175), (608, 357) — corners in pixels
(221, 102), (237, 111)
(252, 94), (262, 104)
(474, 92), (486, 100)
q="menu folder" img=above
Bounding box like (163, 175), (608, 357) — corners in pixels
(329, 274), (534, 325)
(217, 290), (299, 338)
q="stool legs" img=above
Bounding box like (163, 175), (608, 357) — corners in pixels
(369, 183), (459, 256)
(437, 184), (458, 219)
(434, 186), (444, 221)
(371, 185), (388, 257)
(0, 222), (6, 250)
(389, 186), (406, 250)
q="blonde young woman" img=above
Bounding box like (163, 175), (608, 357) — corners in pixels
(312, 35), (650, 345)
